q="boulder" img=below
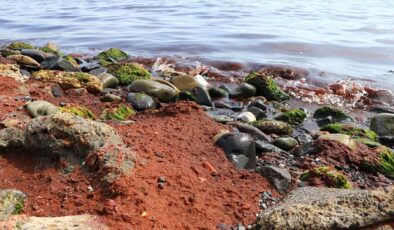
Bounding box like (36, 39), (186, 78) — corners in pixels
(128, 79), (178, 102)
(370, 113), (394, 137)
(254, 186), (394, 229)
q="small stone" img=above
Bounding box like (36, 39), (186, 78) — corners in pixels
(273, 137), (299, 151)
(158, 176), (166, 183)
(229, 83), (256, 99)
(237, 112), (256, 123)
(100, 94), (121, 102)
(247, 107), (267, 120)
(192, 86), (212, 107)
(158, 182), (165, 189)
(126, 92), (157, 111)
(26, 100), (58, 118)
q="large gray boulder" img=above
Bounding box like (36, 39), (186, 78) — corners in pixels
(254, 186), (394, 230)
(370, 113), (394, 137)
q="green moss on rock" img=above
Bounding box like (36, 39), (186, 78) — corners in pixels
(7, 42), (34, 50)
(379, 147), (394, 179)
(251, 119), (293, 135)
(176, 91), (197, 102)
(108, 63), (151, 85)
(244, 72), (289, 102)
(101, 105), (135, 121)
(321, 123), (377, 141)
(95, 48), (128, 66)
(59, 106), (96, 120)
(275, 108), (307, 126)
(313, 106), (350, 121)
(300, 166), (352, 189)
(39, 46), (58, 55)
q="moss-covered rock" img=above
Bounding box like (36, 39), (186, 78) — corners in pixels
(101, 105), (135, 121)
(32, 70), (103, 94)
(300, 166), (352, 189)
(0, 49), (19, 57)
(176, 91), (197, 102)
(107, 63), (151, 85)
(251, 119), (293, 135)
(320, 123), (377, 141)
(95, 48), (128, 66)
(128, 79), (178, 102)
(0, 190), (26, 220)
(275, 108), (306, 126)
(313, 106), (350, 122)
(318, 133), (356, 150)
(39, 46), (58, 55)
(378, 147), (394, 179)
(59, 106), (96, 120)
(7, 42), (34, 50)
(244, 72), (289, 101)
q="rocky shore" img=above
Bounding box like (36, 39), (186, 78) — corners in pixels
(0, 41), (393, 229)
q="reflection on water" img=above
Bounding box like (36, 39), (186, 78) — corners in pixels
(0, 0), (393, 88)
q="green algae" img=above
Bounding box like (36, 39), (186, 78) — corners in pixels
(251, 119), (293, 135)
(321, 123), (377, 141)
(95, 48), (128, 66)
(244, 72), (289, 102)
(176, 91), (197, 102)
(108, 63), (151, 85)
(313, 106), (350, 121)
(59, 106), (96, 120)
(275, 108), (307, 126)
(300, 166), (352, 189)
(7, 42), (34, 50)
(101, 105), (135, 121)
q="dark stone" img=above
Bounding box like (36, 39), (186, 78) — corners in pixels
(126, 92), (157, 111)
(208, 87), (227, 98)
(218, 85), (231, 93)
(57, 59), (80, 72)
(40, 56), (61, 70)
(247, 99), (267, 111)
(255, 140), (288, 155)
(21, 49), (50, 63)
(216, 132), (256, 169)
(259, 166), (292, 194)
(230, 122), (272, 142)
(247, 107), (267, 120)
(191, 86), (212, 107)
(51, 84), (64, 97)
(89, 67), (108, 76)
(229, 83), (256, 99)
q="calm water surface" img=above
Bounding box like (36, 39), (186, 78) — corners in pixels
(0, 0), (393, 88)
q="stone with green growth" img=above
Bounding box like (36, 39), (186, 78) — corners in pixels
(275, 108), (306, 126)
(7, 42), (34, 50)
(95, 48), (128, 66)
(300, 166), (352, 189)
(244, 72), (289, 101)
(321, 123), (377, 141)
(318, 133), (356, 149)
(0, 190), (26, 220)
(251, 119), (293, 135)
(378, 147), (394, 179)
(101, 105), (135, 121)
(128, 79), (178, 102)
(39, 46), (58, 55)
(176, 91), (197, 102)
(59, 106), (96, 120)
(313, 106), (350, 122)
(108, 63), (151, 85)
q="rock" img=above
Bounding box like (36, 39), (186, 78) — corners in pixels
(237, 112), (256, 123)
(370, 113), (394, 137)
(218, 85), (231, 93)
(97, 72), (119, 88)
(247, 107), (267, 120)
(229, 83), (256, 99)
(273, 137), (298, 151)
(259, 166), (291, 194)
(26, 100), (58, 118)
(0, 64), (27, 82)
(244, 72), (289, 101)
(371, 105), (394, 114)
(168, 71), (200, 91)
(0, 113), (136, 190)
(128, 79), (177, 102)
(56, 57), (80, 72)
(100, 94), (121, 102)
(210, 114), (234, 123)
(216, 132), (256, 169)
(191, 86), (212, 107)
(176, 91), (197, 102)
(255, 140), (288, 155)
(101, 105), (135, 121)
(300, 166), (352, 189)
(258, 65), (309, 80)
(89, 67), (107, 76)
(0, 190), (26, 220)
(195, 74), (210, 90)
(251, 120), (293, 136)
(59, 105), (96, 120)
(10, 214), (108, 229)
(321, 123), (377, 141)
(126, 92), (157, 111)
(318, 134), (356, 149)
(7, 42), (34, 50)
(208, 87), (227, 98)
(230, 122), (272, 142)
(95, 48), (128, 66)
(51, 84), (64, 97)
(313, 106), (351, 126)
(291, 141), (317, 157)
(40, 56), (61, 69)
(7, 54), (40, 67)
(107, 63), (151, 85)
(254, 186), (394, 229)
(32, 70), (103, 94)
(0, 49), (20, 58)
(247, 99), (267, 111)
(21, 49), (50, 63)
(275, 109), (307, 126)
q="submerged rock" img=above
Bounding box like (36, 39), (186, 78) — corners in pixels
(128, 79), (177, 102)
(244, 72), (289, 101)
(370, 113), (394, 137)
(32, 70), (103, 94)
(107, 63), (151, 85)
(254, 186), (394, 229)
(26, 100), (58, 118)
(251, 120), (293, 136)
(126, 92), (157, 111)
(216, 132), (256, 169)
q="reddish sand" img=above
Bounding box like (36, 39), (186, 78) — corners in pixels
(0, 76), (275, 229)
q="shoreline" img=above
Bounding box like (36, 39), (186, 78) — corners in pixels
(0, 41), (393, 229)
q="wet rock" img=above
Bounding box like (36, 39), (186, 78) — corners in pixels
(97, 72), (119, 88)
(313, 106), (351, 126)
(7, 54), (40, 67)
(210, 114), (234, 123)
(21, 49), (50, 63)
(370, 113), (394, 137)
(291, 141), (316, 157)
(101, 105), (135, 121)
(321, 123), (377, 141)
(273, 137), (298, 151)
(127, 92), (157, 111)
(318, 133), (356, 149)
(95, 47), (128, 66)
(259, 166), (291, 194)
(216, 132), (256, 169)
(7, 42), (34, 50)
(247, 107), (267, 120)
(0, 64), (27, 82)
(100, 94), (121, 102)
(107, 63), (151, 85)
(218, 85), (231, 93)
(247, 99), (267, 111)
(89, 67), (107, 76)
(168, 71), (200, 91)
(176, 91), (197, 102)
(251, 120), (293, 136)
(237, 112), (256, 123)
(32, 70), (103, 94)
(244, 72), (289, 101)
(40, 56), (61, 69)
(255, 140), (288, 155)
(57, 57), (80, 72)
(371, 105), (394, 114)
(0, 190), (26, 220)
(208, 87), (227, 98)
(26, 100), (58, 118)
(229, 83), (256, 99)
(258, 65), (309, 80)
(0, 49), (20, 58)
(191, 86), (212, 107)
(275, 108), (307, 126)
(230, 122), (272, 142)
(128, 79), (177, 102)
(254, 186), (394, 229)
